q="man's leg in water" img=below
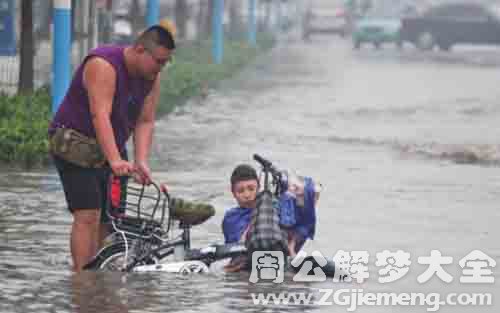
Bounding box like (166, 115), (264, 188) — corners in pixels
(71, 209), (100, 271)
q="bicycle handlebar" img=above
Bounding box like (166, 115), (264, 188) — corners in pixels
(253, 154), (280, 176)
(253, 154), (273, 168)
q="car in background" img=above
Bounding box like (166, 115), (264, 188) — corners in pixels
(352, 10), (403, 49)
(302, 3), (349, 40)
(400, 2), (500, 51)
(351, 3), (418, 49)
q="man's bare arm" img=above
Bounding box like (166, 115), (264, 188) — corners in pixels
(83, 57), (122, 165)
(133, 74), (161, 164)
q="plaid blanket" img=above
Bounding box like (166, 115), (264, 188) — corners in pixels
(246, 190), (288, 255)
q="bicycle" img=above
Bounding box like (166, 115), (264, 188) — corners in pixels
(83, 174), (247, 273)
(84, 154), (335, 277)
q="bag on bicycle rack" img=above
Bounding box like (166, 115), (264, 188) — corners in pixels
(246, 190), (288, 255)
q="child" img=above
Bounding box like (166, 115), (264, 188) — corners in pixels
(222, 164), (260, 245)
(222, 164), (317, 271)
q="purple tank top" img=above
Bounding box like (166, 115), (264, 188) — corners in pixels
(49, 45), (154, 152)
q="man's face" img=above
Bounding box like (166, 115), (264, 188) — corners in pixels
(137, 44), (173, 81)
(232, 179), (259, 209)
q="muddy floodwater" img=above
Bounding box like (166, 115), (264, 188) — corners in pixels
(1, 36), (499, 313)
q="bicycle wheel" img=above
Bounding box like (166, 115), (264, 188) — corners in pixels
(84, 242), (158, 271)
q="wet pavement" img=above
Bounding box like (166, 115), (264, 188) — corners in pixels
(1, 33), (500, 312)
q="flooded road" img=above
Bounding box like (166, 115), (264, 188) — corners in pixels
(1, 35), (500, 312)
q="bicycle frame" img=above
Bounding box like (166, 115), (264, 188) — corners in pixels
(120, 223), (194, 271)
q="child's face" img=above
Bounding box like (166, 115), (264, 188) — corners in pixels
(232, 179), (259, 209)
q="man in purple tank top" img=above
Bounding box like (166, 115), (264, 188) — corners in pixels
(49, 24), (175, 271)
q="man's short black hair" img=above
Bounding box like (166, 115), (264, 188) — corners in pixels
(230, 164), (258, 187)
(135, 25), (176, 50)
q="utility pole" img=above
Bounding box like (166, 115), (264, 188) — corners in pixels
(175, 0), (188, 39)
(248, 0), (257, 46)
(52, 0), (72, 112)
(147, 0), (159, 27)
(88, 0), (98, 49)
(212, 0), (224, 64)
(19, 0), (34, 93)
(78, 0), (89, 63)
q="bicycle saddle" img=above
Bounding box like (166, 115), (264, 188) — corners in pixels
(169, 197), (215, 226)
